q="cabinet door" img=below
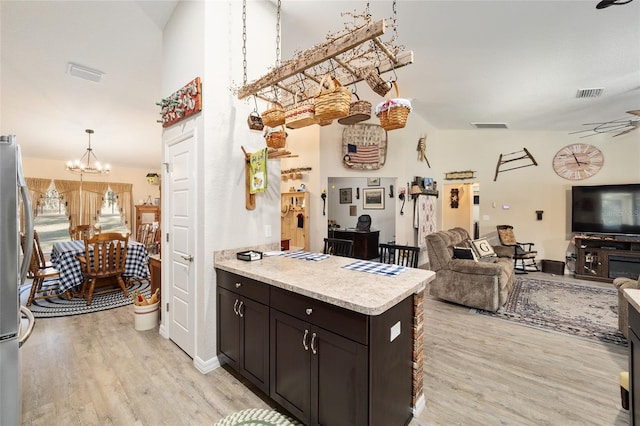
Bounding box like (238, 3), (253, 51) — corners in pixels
(270, 309), (311, 424)
(240, 297), (270, 394)
(217, 287), (240, 369)
(311, 327), (368, 426)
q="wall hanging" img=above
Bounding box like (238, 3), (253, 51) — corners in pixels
(156, 77), (202, 128)
(493, 148), (537, 181)
(342, 124), (387, 170)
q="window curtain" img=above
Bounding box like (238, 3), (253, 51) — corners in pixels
(25, 177), (53, 218)
(53, 179), (82, 231)
(108, 182), (133, 234)
(81, 181), (110, 227)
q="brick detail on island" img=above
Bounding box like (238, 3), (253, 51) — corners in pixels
(412, 291), (425, 408)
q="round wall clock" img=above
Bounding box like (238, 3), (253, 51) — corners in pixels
(552, 143), (604, 180)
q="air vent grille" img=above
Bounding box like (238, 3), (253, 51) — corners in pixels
(576, 88), (604, 98)
(67, 62), (104, 83)
(471, 123), (509, 129)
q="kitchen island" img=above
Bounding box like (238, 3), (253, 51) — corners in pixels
(214, 250), (434, 426)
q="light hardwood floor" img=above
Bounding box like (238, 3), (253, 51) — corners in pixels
(21, 273), (629, 425)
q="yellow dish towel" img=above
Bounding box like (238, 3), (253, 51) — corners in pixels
(250, 148), (267, 194)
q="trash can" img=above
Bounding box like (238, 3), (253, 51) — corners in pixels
(541, 259), (565, 275)
(134, 301), (159, 331)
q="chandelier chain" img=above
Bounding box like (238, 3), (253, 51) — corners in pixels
(275, 0), (281, 67)
(391, 0), (398, 45)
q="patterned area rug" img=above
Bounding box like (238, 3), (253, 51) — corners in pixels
(214, 408), (301, 426)
(473, 277), (627, 346)
(20, 280), (151, 318)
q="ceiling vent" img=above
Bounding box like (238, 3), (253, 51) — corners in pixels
(471, 123), (509, 129)
(576, 88), (604, 98)
(67, 62), (104, 83)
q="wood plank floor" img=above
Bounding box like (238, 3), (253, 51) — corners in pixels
(21, 273), (629, 425)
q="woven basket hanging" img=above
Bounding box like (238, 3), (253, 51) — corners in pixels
(261, 101), (285, 128)
(314, 74), (352, 121)
(364, 67), (392, 97)
(247, 111), (264, 131)
(375, 82), (411, 131)
(338, 93), (372, 125)
(264, 125), (287, 148)
(285, 92), (317, 129)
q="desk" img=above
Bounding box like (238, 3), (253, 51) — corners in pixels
(51, 240), (150, 293)
(329, 229), (380, 260)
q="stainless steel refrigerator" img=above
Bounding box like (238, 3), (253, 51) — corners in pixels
(0, 135), (35, 426)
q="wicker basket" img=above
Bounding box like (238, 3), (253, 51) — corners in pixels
(261, 101), (285, 128)
(375, 82), (411, 131)
(314, 74), (352, 121)
(285, 92), (317, 129)
(338, 93), (372, 125)
(247, 111), (264, 131)
(264, 126), (287, 148)
(364, 67), (392, 97)
(317, 118), (333, 126)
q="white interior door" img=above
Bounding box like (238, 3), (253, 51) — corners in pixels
(166, 131), (196, 357)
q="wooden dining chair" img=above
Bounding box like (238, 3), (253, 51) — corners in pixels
(323, 238), (354, 257)
(77, 232), (130, 305)
(378, 243), (420, 268)
(70, 224), (100, 241)
(33, 230), (53, 270)
(21, 233), (66, 306)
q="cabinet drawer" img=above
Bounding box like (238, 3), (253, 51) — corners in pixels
(217, 269), (270, 305)
(271, 287), (368, 345)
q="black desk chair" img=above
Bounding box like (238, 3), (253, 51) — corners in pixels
(323, 238), (354, 257)
(356, 214), (371, 231)
(379, 243), (420, 268)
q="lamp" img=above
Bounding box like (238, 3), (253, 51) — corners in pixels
(146, 173), (160, 185)
(410, 184), (422, 199)
(66, 129), (110, 175)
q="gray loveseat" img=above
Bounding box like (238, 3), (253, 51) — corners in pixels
(425, 227), (515, 312)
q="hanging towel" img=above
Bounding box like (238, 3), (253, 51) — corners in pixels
(249, 148), (267, 194)
(415, 194), (437, 248)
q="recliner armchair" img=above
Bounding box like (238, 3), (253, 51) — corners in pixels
(615, 276), (640, 338)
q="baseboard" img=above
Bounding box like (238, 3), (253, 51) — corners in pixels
(413, 393), (425, 416)
(159, 323), (169, 339)
(194, 355), (221, 374)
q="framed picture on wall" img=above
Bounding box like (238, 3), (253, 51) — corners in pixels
(367, 177), (380, 186)
(339, 188), (352, 204)
(363, 188), (385, 209)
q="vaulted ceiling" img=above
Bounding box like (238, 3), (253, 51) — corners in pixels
(1, 1), (638, 171)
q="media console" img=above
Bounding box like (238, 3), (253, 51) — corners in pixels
(574, 235), (640, 283)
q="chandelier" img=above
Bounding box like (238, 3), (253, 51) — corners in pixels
(65, 129), (110, 175)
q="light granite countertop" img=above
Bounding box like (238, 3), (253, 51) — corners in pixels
(214, 253), (434, 316)
(624, 288), (640, 313)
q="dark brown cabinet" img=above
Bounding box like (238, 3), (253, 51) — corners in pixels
(575, 236), (640, 283)
(630, 302), (640, 424)
(270, 308), (368, 426)
(216, 271), (270, 394)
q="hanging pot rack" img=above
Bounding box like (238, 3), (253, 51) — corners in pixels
(236, 19), (413, 107)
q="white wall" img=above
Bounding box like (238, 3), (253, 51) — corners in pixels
(162, 0), (278, 368)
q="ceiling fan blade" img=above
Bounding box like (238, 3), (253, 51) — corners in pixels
(627, 110), (640, 117)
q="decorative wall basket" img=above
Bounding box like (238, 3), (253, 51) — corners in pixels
(314, 74), (352, 121)
(341, 124), (387, 170)
(261, 101), (285, 128)
(265, 126), (287, 148)
(375, 82), (411, 131)
(338, 93), (372, 125)
(285, 92), (317, 129)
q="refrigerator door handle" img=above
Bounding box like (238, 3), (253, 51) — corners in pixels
(16, 144), (33, 285)
(18, 306), (35, 348)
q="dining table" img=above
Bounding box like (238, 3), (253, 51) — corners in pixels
(50, 239), (150, 294)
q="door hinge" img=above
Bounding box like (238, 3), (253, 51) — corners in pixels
(166, 233), (169, 243)
(166, 302), (169, 312)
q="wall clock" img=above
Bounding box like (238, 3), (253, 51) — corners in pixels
(552, 143), (604, 180)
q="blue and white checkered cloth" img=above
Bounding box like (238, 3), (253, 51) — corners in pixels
(342, 260), (407, 277)
(281, 250), (330, 261)
(51, 240), (150, 293)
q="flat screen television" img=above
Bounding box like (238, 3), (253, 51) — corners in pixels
(572, 183), (640, 235)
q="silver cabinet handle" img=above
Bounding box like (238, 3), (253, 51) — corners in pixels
(310, 332), (317, 355)
(19, 306), (35, 348)
(181, 254), (193, 262)
(305, 308), (313, 316)
(238, 301), (244, 317)
(303, 329), (309, 351)
(233, 299), (239, 315)
(235, 282), (242, 288)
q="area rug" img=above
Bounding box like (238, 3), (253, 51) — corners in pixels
(20, 280), (151, 318)
(214, 408), (301, 426)
(472, 277), (627, 346)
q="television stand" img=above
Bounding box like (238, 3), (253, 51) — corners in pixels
(574, 235), (640, 283)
